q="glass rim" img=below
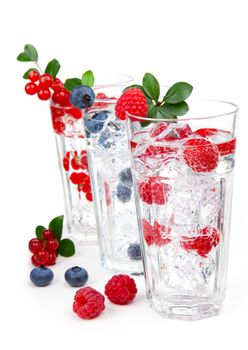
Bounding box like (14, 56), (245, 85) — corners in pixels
(126, 99), (239, 122)
(93, 74), (133, 89)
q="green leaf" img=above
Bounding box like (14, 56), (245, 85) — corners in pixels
(58, 239), (75, 257)
(64, 78), (82, 92)
(160, 101), (189, 117)
(24, 44), (38, 62)
(45, 59), (60, 78)
(17, 52), (32, 62)
(81, 70), (94, 87)
(48, 215), (64, 241)
(35, 225), (46, 240)
(142, 73), (160, 102)
(123, 84), (144, 93)
(23, 68), (39, 79)
(163, 82), (193, 104)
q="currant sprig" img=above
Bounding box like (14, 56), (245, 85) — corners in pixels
(124, 73), (193, 120)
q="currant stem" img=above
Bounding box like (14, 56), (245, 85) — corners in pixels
(35, 61), (44, 74)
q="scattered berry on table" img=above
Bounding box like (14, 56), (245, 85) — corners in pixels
(116, 183), (132, 203)
(127, 243), (141, 261)
(73, 287), (105, 319)
(65, 266), (89, 287)
(119, 168), (133, 187)
(115, 88), (148, 121)
(85, 111), (109, 133)
(70, 85), (95, 109)
(30, 266), (54, 287)
(183, 138), (219, 173)
(105, 274), (137, 305)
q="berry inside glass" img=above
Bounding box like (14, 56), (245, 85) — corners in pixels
(126, 99), (238, 320)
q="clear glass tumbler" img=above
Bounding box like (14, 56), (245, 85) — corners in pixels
(127, 99), (238, 320)
(84, 80), (143, 274)
(50, 102), (96, 244)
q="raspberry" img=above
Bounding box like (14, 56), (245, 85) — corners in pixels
(28, 70), (40, 82)
(115, 88), (148, 121)
(142, 219), (171, 246)
(183, 138), (219, 173)
(180, 226), (221, 257)
(217, 138), (236, 156)
(63, 152), (70, 171)
(138, 178), (170, 205)
(73, 287), (105, 319)
(25, 82), (38, 95)
(105, 274), (137, 305)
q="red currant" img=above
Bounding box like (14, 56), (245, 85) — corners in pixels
(63, 152), (70, 171)
(67, 107), (82, 119)
(25, 82), (38, 95)
(52, 88), (71, 107)
(39, 74), (53, 88)
(29, 238), (42, 254)
(32, 249), (49, 265)
(42, 229), (54, 240)
(52, 78), (64, 92)
(46, 238), (59, 252)
(86, 190), (93, 201)
(37, 88), (51, 100)
(28, 70), (40, 82)
(53, 120), (65, 135)
(46, 252), (57, 266)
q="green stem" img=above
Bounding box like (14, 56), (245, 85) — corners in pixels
(34, 61), (43, 74)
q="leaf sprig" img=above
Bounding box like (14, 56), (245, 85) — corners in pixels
(35, 215), (75, 257)
(64, 70), (95, 91)
(125, 73), (193, 121)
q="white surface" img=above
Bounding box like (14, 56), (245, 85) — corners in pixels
(0, 0), (247, 349)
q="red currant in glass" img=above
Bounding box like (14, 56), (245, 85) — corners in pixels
(38, 88), (51, 100)
(25, 82), (38, 95)
(52, 88), (71, 107)
(42, 229), (54, 240)
(32, 249), (49, 265)
(39, 74), (53, 88)
(28, 70), (40, 82)
(29, 238), (42, 254)
(46, 238), (59, 252)
(52, 78), (64, 92)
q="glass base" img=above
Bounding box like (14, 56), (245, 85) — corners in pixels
(66, 225), (98, 245)
(148, 294), (224, 321)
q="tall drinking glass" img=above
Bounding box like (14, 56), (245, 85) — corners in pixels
(127, 100), (238, 320)
(83, 78), (143, 274)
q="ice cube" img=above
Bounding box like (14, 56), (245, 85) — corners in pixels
(155, 123), (193, 142)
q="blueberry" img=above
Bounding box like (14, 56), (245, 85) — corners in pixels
(116, 183), (132, 203)
(119, 168), (133, 187)
(98, 128), (111, 148)
(70, 85), (95, 109)
(65, 266), (89, 287)
(30, 266), (54, 287)
(127, 243), (142, 261)
(85, 111), (109, 134)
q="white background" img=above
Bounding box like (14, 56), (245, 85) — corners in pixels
(0, 0), (247, 349)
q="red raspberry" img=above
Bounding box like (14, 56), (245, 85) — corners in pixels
(37, 88), (51, 100)
(39, 74), (53, 88)
(73, 287), (105, 319)
(142, 219), (171, 246)
(115, 88), (148, 121)
(25, 82), (38, 95)
(138, 179), (170, 205)
(194, 128), (219, 138)
(70, 172), (88, 185)
(217, 138), (236, 156)
(105, 274), (137, 305)
(63, 152), (70, 171)
(183, 138), (219, 173)
(28, 70), (40, 82)
(29, 238), (42, 254)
